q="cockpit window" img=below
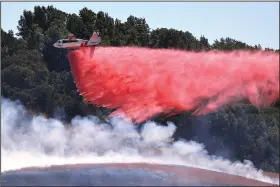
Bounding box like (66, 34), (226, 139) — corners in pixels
(62, 40), (78, 43)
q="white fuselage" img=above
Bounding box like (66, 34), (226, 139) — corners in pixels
(53, 39), (85, 48)
(53, 38), (101, 49)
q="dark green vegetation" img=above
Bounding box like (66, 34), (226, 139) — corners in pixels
(1, 6), (279, 173)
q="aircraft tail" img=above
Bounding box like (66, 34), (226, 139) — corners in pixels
(89, 31), (101, 45)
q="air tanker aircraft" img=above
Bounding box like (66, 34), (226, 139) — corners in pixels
(53, 31), (101, 49)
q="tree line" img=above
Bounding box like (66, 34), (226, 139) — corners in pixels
(1, 5), (279, 173)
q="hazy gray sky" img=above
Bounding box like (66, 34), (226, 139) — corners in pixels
(1, 2), (279, 49)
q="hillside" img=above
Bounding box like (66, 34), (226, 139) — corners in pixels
(1, 5), (279, 173)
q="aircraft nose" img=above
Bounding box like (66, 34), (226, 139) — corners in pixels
(53, 43), (60, 48)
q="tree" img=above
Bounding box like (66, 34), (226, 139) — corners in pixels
(200, 35), (210, 51)
(66, 14), (85, 38)
(79, 7), (96, 38)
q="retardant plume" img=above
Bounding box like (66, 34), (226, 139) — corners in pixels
(67, 47), (279, 123)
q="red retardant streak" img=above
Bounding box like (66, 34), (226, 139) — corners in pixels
(67, 47), (279, 123)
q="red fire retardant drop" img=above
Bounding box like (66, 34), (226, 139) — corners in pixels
(67, 47), (279, 123)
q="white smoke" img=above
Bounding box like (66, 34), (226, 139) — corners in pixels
(1, 98), (278, 184)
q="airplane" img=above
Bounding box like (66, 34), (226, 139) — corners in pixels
(53, 31), (101, 49)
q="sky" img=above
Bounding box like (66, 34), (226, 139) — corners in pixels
(1, 2), (279, 49)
